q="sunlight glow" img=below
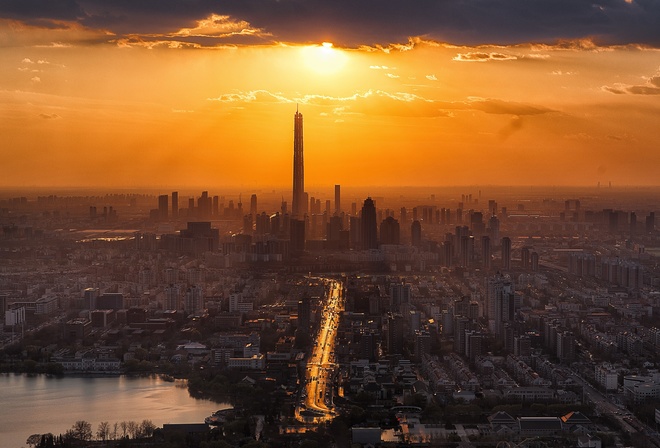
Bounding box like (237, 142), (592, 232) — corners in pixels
(301, 42), (348, 75)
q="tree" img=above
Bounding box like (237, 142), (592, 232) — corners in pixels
(127, 420), (139, 439)
(139, 419), (156, 438)
(120, 421), (128, 438)
(71, 420), (93, 441)
(26, 434), (42, 447)
(97, 421), (110, 442)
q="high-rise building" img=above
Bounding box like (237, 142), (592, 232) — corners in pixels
(298, 297), (311, 332)
(493, 277), (515, 337)
(0, 293), (7, 320)
(158, 195), (168, 221)
(415, 330), (431, 362)
(361, 197), (378, 250)
(250, 194), (257, 218)
(292, 108), (305, 218)
(165, 285), (180, 310)
(83, 288), (99, 311)
(488, 214), (500, 242)
(360, 331), (378, 362)
(171, 191), (178, 219)
(185, 285), (204, 315)
(531, 251), (539, 271)
(390, 283), (411, 312)
(290, 218), (305, 255)
(198, 191), (210, 219)
(388, 313), (404, 355)
(647, 212), (656, 233)
(482, 235), (491, 269)
(411, 220), (422, 247)
(501, 236), (511, 270)
(380, 216), (400, 245)
(334, 184), (341, 214)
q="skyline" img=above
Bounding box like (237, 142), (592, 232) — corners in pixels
(2, 2), (660, 188)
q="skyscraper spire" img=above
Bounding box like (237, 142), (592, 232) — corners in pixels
(292, 107), (304, 218)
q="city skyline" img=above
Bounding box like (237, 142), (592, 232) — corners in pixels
(1, 2), (660, 188)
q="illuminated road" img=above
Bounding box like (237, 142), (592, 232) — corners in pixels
(296, 279), (344, 424)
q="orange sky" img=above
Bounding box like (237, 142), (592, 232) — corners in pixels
(1, 14), (660, 188)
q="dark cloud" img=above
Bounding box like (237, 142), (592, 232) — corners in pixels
(3, 0), (659, 47)
(0, 0), (85, 21)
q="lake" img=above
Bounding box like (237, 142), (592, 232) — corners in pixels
(0, 374), (229, 448)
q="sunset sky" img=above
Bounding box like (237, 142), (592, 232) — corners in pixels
(1, 1), (659, 188)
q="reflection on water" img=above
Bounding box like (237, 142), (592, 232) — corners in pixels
(0, 374), (228, 448)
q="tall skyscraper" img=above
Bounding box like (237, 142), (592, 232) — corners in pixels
(334, 184), (341, 214)
(501, 236), (511, 270)
(388, 313), (404, 355)
(250, 194), (257, 218)
(380, 216), (400, 245)
(171, 191), (178, 219)
(292, 107), (305, 218)
(481, 235), (491, 269)
(158, 194), (168, 221)
(411, 220), (422, 247)
(360, 197), (378, 250)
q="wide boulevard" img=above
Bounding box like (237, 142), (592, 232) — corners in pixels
(296, 279), (344, 424)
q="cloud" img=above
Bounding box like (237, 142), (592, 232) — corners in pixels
(453, 52), (518, 62)
(207, 90), (292, 104)
(426, 74), (438, 81)
(386, 73), (400, 78)
(31, 76), (41, 82)
(467, 98), (552, 115)
(39, 113), (61, 119)
(2, 0), (660, 48)
(112, 37), (205, 50)
(171, 14), (269, 39)
(206, 88), (552, 119)
(603, 70), (660, 95)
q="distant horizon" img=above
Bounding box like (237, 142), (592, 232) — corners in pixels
(3, 183), (660, 198)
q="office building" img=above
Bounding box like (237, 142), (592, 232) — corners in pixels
(334, 184), (341, 214)
(298, 297), (311, 332)
(380, 216), (400, 245)
(97, 293), (124, 310)
(482, 235), (491, 269)
(360, 197), (378, 250)
(171, 191), (178, 219)
(388, 313), (404, 355)
(158, 195), (168, 221)
(290, 218), (305, 255)
(185, 285), (204, 315)
(390, 283), (411, 312)
(292, 107), (305, 218)
(411, 220), (422, 247)
(501, 236), (511, 270)
(250, 194), (257, 218)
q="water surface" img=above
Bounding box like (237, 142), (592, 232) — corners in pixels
(0, 374), (227, 448)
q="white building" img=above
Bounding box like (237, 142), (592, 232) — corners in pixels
(595, 363), (618, 391)
(228, 354), (265, 370)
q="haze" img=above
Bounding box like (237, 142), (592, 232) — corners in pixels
(1, 2), (659, 188)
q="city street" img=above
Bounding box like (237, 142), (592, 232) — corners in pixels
(296, 279), (343, 424)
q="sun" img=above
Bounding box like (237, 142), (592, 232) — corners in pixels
(300, 42), (348, 75)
